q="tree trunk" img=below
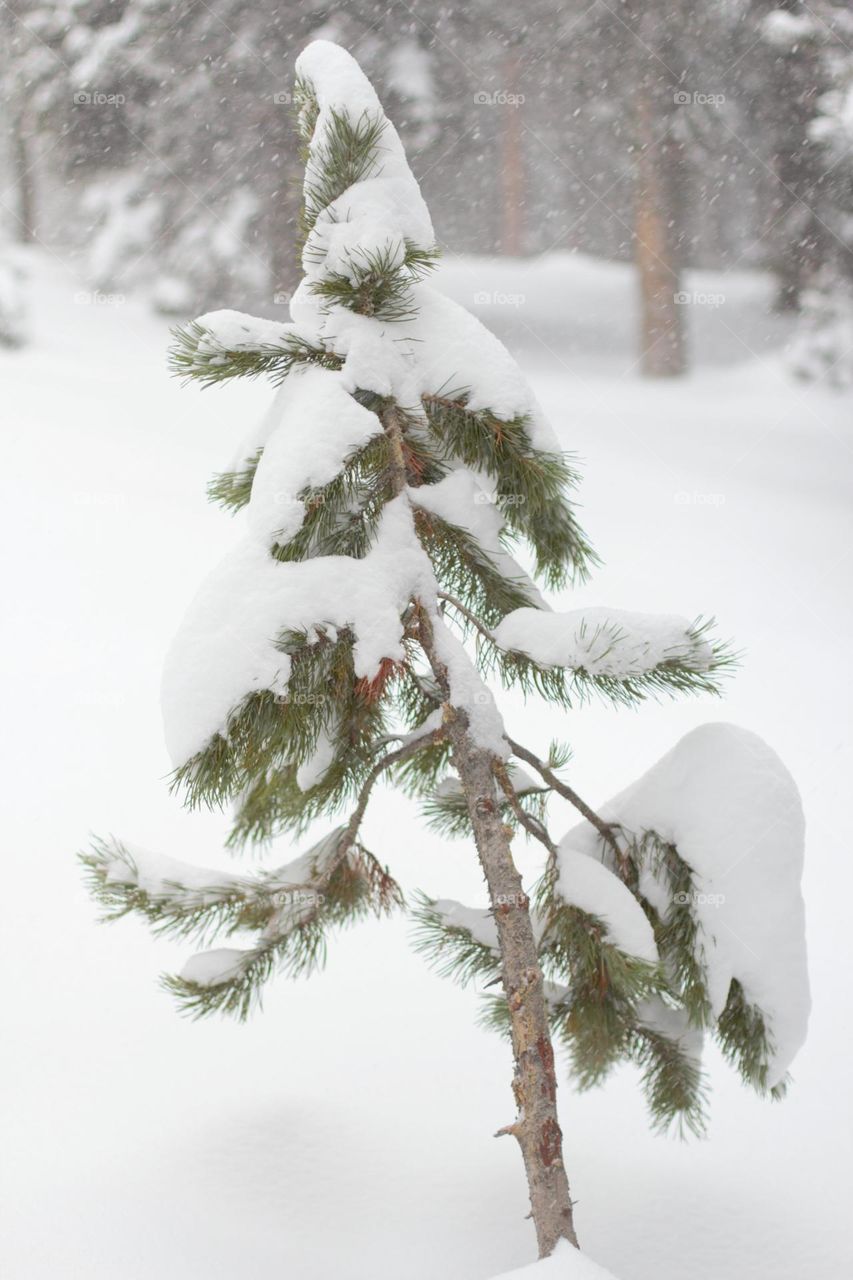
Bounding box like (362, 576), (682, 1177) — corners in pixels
(13, 116), (36, 243)
(753, 0), (827, 312)
(420, 614), (578, 1257)
(451, 713), (578, 1255)
(381, 402), (577, 1256)
(634, 86), (686, 377)
(500, 53), (524, 256)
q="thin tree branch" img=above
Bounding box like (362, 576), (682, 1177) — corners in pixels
(340, 727), (447, 854)
(493, 761), (557, 856)
(438, 590), (499, 645)
(506, 737), (627, 870)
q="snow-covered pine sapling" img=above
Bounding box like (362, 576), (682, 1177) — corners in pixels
(82, 40), (809, 1264)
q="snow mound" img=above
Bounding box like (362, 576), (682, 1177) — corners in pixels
(560, 723), (809, 1084)
(489, 1240), (622, 1279)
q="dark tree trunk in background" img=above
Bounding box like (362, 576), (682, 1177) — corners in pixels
(634, 84), (687, 376)
(753, 0), (827, 312)
(628, 0), (690, 378)
(500, 53), (525, 256)
(13, 117), (36, 243)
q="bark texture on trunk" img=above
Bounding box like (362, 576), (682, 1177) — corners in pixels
(419, 612), (578, 1257)
(448, 712), (578, 1255)
(381, 402), (577, 1255)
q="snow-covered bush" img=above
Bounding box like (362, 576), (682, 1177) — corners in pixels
(789, 281), (853, 389)
(82, 172), (162, 295)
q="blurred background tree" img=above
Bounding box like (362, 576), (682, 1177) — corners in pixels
(1, 0), (852, 373)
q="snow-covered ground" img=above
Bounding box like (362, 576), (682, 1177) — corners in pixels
(2, 249), (851, 1279)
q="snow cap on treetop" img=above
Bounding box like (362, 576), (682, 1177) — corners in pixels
(294, 40), (435, 281)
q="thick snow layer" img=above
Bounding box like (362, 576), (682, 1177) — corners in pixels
(560, 724), (809, 1084)
(288, 285), (560, 454)
(162, 496), (434, 765)
(295, 41), (434, 279)
(247, 366), (381, 545)
(430, 618), (508, 758)
(405, 285), (560, 452)
(556, 850), (658, 964)
(493, 608), (711, 675)
(193, 308), (294, 352)
(490, 1241), (622, 1279)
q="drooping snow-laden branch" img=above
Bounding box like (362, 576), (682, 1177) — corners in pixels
(83, 726), (444, 1018)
